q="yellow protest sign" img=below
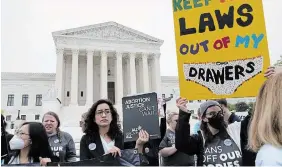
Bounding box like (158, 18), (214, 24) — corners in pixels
(172, 0), (270, 100)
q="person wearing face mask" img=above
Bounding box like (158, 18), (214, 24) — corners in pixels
(80, 99), (149, 161)
(175, 66), (280, 166)
(8, 122), (55, 165)
(175, 98), (243, 166)
(159, 110), (195, 166)
(42, 112), (76, 162)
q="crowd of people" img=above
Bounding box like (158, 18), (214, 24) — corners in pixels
(1, 66), (282, 166)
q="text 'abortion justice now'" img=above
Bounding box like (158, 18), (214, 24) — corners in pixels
(124, 97), (156, 116)
(173, 0), (265, 55)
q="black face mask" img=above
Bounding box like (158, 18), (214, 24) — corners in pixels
(207, 112), (224, 129)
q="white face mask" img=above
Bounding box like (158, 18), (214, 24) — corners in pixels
(9, 136), (25, 150)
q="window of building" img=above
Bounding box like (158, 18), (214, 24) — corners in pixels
(35, 115), (40, 120)
(35, 94), (42, 106)
(189, 100), (194, 103)
(22, 94), (29, 106)
(6, 115), (11, 121)
(67, 91), (70, 97)
(198, 100), (201, 103)
(7, 94), (14, 106)
(81, 91), (83, 97)
(21, 115), (26, 120)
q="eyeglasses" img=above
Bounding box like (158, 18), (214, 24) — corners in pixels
(96, 109), (111, 116)
(205, 110), (223, 118)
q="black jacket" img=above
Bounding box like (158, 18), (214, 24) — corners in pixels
(240, 115), (257, 166)
(80, 133), (160, 166)
(175, 110), (254, 166)
(228, 113), (241, 123)
(80, 133), (124, 160)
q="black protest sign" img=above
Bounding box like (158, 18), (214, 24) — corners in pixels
(122, 92), (160, 142)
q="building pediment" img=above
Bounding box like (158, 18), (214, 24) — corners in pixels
(52, 22), (163, 44)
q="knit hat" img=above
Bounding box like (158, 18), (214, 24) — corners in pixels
(199, 100), (221, 118)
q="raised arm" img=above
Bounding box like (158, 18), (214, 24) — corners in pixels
(175, 98), (202, 155)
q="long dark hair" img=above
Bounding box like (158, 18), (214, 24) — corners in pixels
(85, 99), (122, 140)
(13, 122), (53, 162)
(42, 111), (62, 143)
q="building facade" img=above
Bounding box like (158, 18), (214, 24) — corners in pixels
(48, 22), (164, 127)
(1, 21), (257, 140)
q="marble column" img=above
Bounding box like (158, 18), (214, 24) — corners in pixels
(142, 53), (149, 92)
(55, 48), (64, 103)
(86, 49), (94, 106)
(70, 49), (79, 105)
(115, 52), (123, 104)
(100, 51), (108, 99)
(129, 53), (137, 95)
(154, 53), (161, 94)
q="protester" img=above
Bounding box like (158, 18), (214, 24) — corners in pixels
(42, 111), (76, 162)
(240, 66), (282, 166)
(216, 99), (241, 123)
(8, 122), (54, 165)
(175, 99), (242, 166)
(240, 105), (257, 166)
(175, 67), (279, 166)
(248, 73), (282, 166)
(192, 108), (201, 134)
(159, 110), (195, 166)
(80, 99), (149, 160)
(80, 112), (88, 133)
(1, 115), (14, 164)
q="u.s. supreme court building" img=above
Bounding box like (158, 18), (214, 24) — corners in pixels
(2, 22), (181, 130)
(2, 22), (256, 142)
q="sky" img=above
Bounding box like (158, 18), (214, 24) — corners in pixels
(1, 0), (282, 76)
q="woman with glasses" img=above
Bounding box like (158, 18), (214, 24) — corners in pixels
(159, 110), (195, 166)
(80, 99), (149, 160)
(8, 122), (55, 165)
(42, 111), (76, 162)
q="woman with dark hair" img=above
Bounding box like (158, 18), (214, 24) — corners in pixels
(42, 111), (76, 162)
(8, 122), (54, 165)
(80, 99), (149, 160)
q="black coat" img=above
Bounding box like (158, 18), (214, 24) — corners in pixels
(175, 110), (255, 166)
(80, 133), (123, 160)
(240, 115), (257, 166)
(80, 133), (160, 166)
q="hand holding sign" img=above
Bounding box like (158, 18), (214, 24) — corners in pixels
(136, 130), (149, 146)
(176, 97), (189, 113)
(123, 93), (160, 142)
(264, 66), (281, 78)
